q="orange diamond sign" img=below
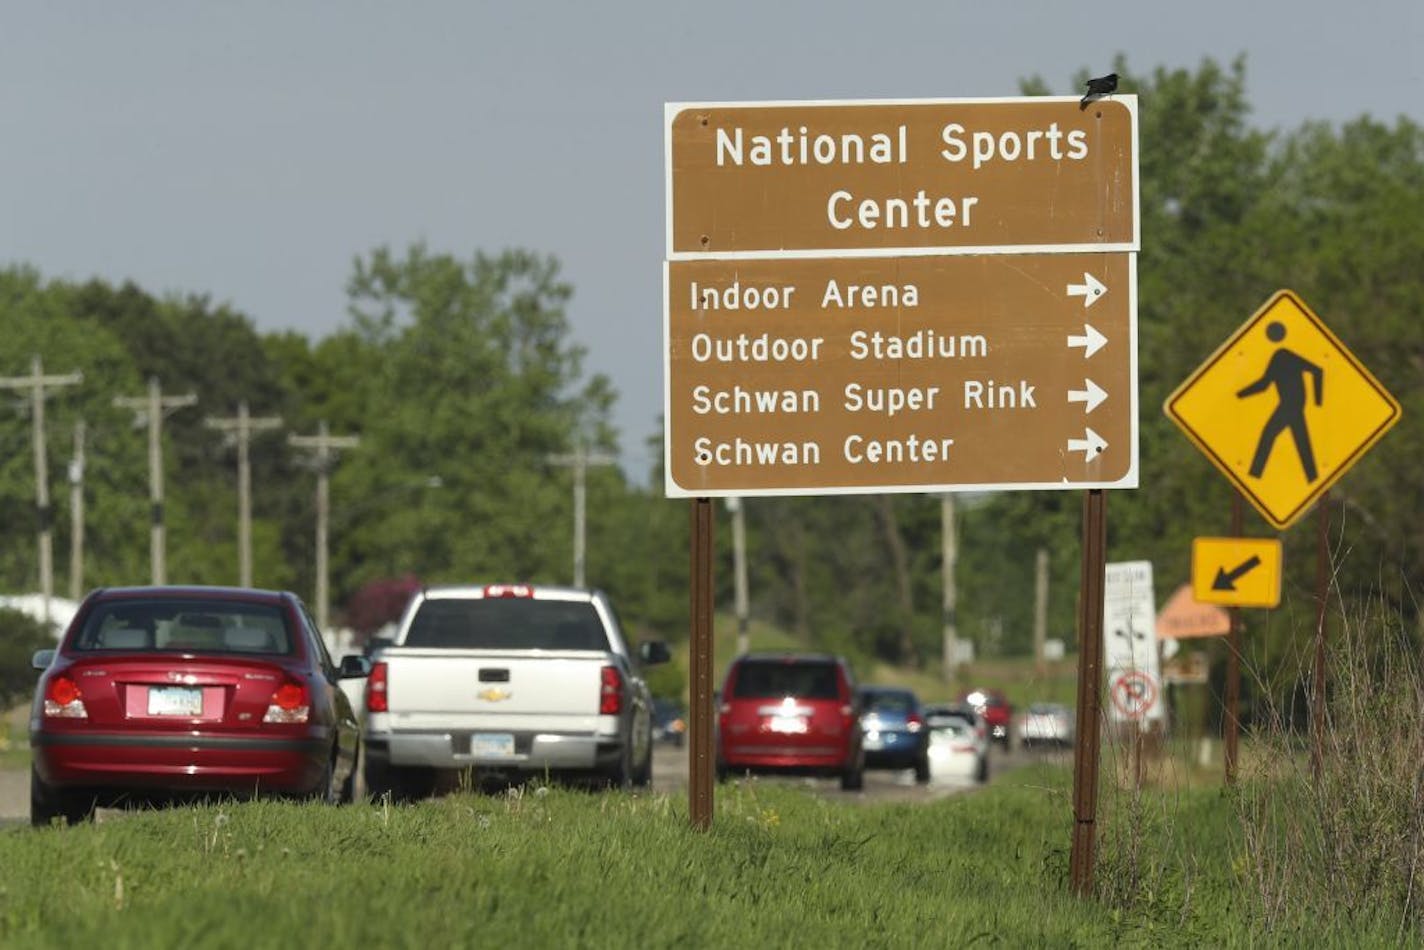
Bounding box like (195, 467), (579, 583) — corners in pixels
(1165, 290), (1400, 529)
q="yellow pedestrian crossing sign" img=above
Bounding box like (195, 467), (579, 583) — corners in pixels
(1165, 290), (1401, 530)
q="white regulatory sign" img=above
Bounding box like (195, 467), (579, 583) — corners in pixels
(1103, 560), (1163, 724)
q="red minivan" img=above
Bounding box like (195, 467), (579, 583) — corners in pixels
(716, 653), (864, 790)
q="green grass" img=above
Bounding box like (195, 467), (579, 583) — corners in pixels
(0, 766), (1412, 947)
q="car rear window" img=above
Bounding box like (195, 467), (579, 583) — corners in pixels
(731, 659), (840, 700)
(863, 691), (915, 714)
(404, 598), (610, 651)
(72, 600), (294, 655)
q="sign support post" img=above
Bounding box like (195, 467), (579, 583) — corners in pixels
(1225, 491), (1244, 786)
(1070, 489), (1107, 897)
(688, 498), (715, 830)
(1311, 492), (1330, 779)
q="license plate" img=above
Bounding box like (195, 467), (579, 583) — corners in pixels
(767, 715), (808, 735)
(471, 733), (515, 757)
(148, 686), (202, 717)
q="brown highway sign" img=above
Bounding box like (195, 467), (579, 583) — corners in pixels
(664, 252), (1137, 496)
(666, 97), (1139, 258)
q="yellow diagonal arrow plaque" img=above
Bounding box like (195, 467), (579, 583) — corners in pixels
(1191, 537), (1282, 608)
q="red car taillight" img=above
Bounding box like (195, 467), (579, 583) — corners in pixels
(600, 665), (623, 715)
(366, 661), (389, 713)
(263, 680), (311, 724)
(907, 712), (924, 733)
(44, 674), (87, 719)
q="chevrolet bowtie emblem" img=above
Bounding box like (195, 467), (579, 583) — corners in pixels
(477, 687), (512, 702)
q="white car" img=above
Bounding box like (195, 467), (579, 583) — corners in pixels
(1019, 702), (1074, 749)
(923, 703), (988, 784)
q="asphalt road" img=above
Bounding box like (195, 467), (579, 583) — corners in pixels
(650, 738), (1040, 803)
(1, 739), (1048, 828)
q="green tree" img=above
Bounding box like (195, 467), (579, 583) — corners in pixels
(329, 245), (615, 605)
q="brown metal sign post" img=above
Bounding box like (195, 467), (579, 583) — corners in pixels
(1070, 489), (1107, 897)
(1225, 493), (1244, 786)
(1311, 492), (1330, 779)
(689, 498), (715, 829)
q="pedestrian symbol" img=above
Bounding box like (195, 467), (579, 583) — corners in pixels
(1236, 321), (1324, 483)
(1165, 290), (1400, 530)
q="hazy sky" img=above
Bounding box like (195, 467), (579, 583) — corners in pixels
(4, 2), (1420, 480)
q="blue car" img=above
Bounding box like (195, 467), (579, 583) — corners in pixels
(858, 686), (930, 783)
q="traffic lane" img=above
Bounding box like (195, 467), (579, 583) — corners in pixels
(0, 767), (27, 829)
(651, 741), (1025, 803)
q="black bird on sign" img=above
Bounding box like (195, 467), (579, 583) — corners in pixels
(1080, 72), (1118, 109)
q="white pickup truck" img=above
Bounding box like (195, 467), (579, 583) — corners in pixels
(361, 583), (670, 797)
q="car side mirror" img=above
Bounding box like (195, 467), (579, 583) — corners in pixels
(639, 640), (672, 665)
(338, 655), (373, 680)
(32, 649), (56, 671)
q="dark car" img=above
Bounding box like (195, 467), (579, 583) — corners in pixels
(716, 653), (864, 791)
(858, 686), (930, 783)
(29, 586), (370, 826)
(652, 697), (687, 747)
(959, 688), (1014, 749)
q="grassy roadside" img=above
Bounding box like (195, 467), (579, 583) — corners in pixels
(0, 765), (1410, 947)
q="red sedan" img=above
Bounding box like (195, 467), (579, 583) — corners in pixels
(29, 586), (369, 826)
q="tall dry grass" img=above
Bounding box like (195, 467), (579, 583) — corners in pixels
(1233, 591), (1424, 939)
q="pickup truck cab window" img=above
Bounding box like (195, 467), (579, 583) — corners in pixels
(405, 599), (610, 651)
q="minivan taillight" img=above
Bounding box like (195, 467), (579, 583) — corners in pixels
(44, 675), (87, 719)
(366, 661), (389, 713)
(907, 712), (924, 733)
(600, 665), (623, 715)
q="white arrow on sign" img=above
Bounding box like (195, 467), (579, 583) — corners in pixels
(1067, 273), (1107, 308)
(1067, 324), (1107, 359)
(1068, 379), (1108, 414)
(1068, 428), (1108, 460)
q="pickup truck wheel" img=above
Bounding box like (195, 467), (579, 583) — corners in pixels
(364, 756), (394, 802)
(631, 742), (653, 787)
(602, 746), (633, 791)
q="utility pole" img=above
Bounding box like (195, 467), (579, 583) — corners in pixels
(547, 441), (616, 588)
(0, 356), (83, 627)
(68, 420), (86, 601)
(726, 496), (750, 656)
(204, 403), (282, 586)
(288, 422), (360, 630)
(114, 378), (198, 584)
(941, 494), (959, 684)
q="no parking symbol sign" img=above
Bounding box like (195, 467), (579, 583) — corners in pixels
(1110, 670), (1159, 720)
(1103, 560), (1164, 724)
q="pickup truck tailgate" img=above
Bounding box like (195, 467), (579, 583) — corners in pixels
(384, 649), (606, 722)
